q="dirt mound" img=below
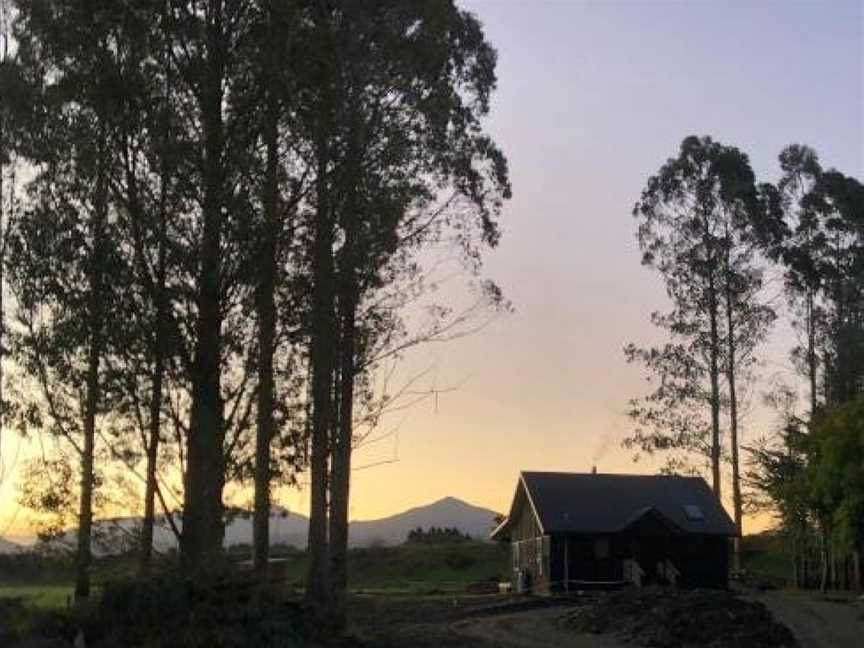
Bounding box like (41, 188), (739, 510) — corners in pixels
(561, 587), (798, 648)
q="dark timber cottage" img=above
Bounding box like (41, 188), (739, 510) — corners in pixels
(491, 472), (737, 593)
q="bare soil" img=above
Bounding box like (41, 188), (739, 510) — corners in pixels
(560, 587), (798, 648)
(351, 596), (624, 647)
(354, 588), (864, 648)
(452, 608), (628, 647)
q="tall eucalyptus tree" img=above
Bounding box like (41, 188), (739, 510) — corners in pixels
(626, 136), (772, 529)
(296, 1), (510, 626)
(6, 1), (136, 599)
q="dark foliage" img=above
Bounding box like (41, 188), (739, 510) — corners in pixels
(7, 574), (367, 648)
(406, 526), (473, 545)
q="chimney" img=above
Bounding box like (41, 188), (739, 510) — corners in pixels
(591, 465), (597, 475)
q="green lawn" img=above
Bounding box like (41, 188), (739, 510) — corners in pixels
(0, 583), (74, 609)
(0, 541), (509, 610)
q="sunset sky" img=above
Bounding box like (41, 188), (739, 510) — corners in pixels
(1, 0), (862, 542)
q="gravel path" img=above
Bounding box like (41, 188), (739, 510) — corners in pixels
(451, 607), (628, 648)
(750, 591), (864, 648)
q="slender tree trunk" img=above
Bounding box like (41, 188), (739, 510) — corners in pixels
(76, 350), (98, 601)
(707, 273), (722, 501)
(329, 298), (355, 628)
(253, 37), (280, 580)
(819, 524), (829, 593)
(853, 549), (861, 591)
(806, 290), (818, 416)
(305, 139), (336, 620)
(0, 63), (5, 453)
(724, 256), (742, 574)
(140, 314), (165, 574)
(182, 6), (227, 575)
(792, 537), (799, 588)
(329, 228), (358, 629)
(140, 23), (171, 574)
(140, 197), (167, 575)
(75, 145), (108, 601)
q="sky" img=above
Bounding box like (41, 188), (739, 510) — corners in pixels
(1, 0), (863, 542)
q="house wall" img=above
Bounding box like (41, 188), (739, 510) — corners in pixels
(551, 534), (625, 592)
(547, 531), (730, 591)
(509, 493), (550, 593)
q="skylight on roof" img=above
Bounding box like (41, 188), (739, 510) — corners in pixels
(683, 504), (704, 521)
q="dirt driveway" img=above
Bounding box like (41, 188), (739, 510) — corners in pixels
(451, 591), (864, 648)
(749, 591), (864, 648)
(450, 607), (627, 648)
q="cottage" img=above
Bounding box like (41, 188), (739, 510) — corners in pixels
(491, 471), (737, 593)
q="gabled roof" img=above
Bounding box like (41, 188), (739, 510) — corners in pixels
(493, 471), (737, 539)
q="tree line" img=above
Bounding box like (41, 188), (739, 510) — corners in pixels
(405, 526), (473, 545)
(626, 135), (863, 587)
(0, 0), (510, 629)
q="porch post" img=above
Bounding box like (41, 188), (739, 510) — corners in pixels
(564, 535), (569, 592)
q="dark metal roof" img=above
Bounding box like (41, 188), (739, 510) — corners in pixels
(519, 471), (737, 536)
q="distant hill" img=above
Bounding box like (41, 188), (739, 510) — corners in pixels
(349, 497), (499, 546)
(225, 496), (499, 548)
(24, 497), (500, 554)
(0, 537), (24, 554)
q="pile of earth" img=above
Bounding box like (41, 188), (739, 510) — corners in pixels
(560, 586), (798, 648)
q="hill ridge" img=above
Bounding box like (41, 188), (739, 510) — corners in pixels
(3, 496), (499, 553)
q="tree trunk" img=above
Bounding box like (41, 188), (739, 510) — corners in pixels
(707, 272), (722, 501)
(140, 30), (171, 574)
(724, 256), (742, 574)
(806, 290), (818, 416)
(139, 202), (167, 572)
(0, 68), (5, 445)
(75, 145), (108, 601)
(792, 541), (799, 588)
(329, 226), (358, 628)
(329, 296), (355, 629)
(819, 525), (829, 593)
(253, 42), (280, 580)
(139, 314), (164, 575)
(853, 549), (861, 591)
(181, 5), (227, 575)
(305, 139), (335, 621)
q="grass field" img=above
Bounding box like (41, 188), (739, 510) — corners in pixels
(261, 542), (510, 594)
(0, 583), (74, 609)
(0, 541), (509, 610)
(0, 535), (785, 613)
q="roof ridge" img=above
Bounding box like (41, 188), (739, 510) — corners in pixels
(521, 470), (701, 479)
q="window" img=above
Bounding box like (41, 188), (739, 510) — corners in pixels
(683, 504), (704, 521)
(512, 542), (519, 571)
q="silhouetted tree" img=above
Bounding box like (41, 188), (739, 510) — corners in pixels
(295, 1), (510, 627)
(5, 0), (137, 598)
(626, 136), (771, 527)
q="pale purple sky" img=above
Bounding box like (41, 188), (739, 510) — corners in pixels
(340, 0), (864, 526)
